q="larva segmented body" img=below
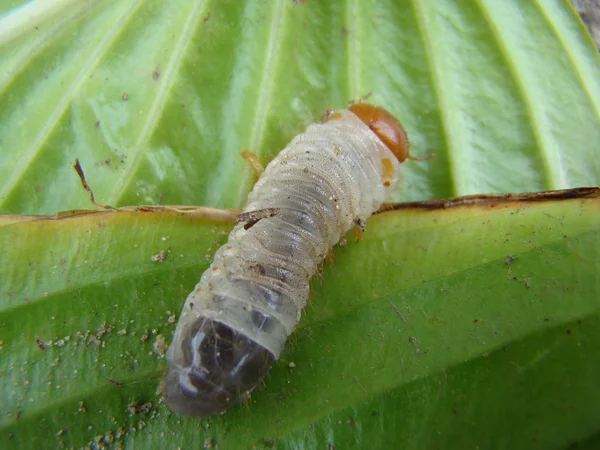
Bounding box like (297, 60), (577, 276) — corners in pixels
(163, 104), (410, 416)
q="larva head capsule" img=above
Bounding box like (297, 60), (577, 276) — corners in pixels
(162, 317), (275, 416)
(347, 103), (410, 163)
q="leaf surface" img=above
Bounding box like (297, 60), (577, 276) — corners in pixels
(1, 0), (599, 448)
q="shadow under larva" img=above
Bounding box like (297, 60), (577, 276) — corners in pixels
(162, 103), (412, 416)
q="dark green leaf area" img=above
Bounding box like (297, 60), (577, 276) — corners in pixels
(280, 315), (600, 450)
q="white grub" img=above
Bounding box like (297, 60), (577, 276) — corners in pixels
(165, 106), (405, 416)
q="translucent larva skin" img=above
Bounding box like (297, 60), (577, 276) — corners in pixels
(164, 107), (403, 416)
(162, 316), (274, 416)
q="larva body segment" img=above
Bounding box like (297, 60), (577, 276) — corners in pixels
(164, 106), (406, 416)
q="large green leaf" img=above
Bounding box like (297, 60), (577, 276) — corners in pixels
(1, 0), (599, 449)
(1, 192), (599, 449)
(1, 0), (599, 214)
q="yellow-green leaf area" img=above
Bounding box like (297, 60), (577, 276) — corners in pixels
(1, 193), (599, 449)
(1, 0), (600, 448)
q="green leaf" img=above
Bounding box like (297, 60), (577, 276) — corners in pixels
(1, 0), (599, 449)
(2, 193), (600, 449)
(1, 0), (599, 214)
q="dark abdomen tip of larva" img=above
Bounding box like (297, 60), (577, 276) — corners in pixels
(162, 317), (275, 417)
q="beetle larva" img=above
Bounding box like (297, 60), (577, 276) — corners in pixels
(163, 103), (410, 416)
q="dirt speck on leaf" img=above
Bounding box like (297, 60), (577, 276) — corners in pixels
(153, 335), (167, 357)
(151, 250), (166, 262)
(35, 337), (46, 351)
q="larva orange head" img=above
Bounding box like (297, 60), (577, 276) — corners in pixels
(348, 103), (409, 163)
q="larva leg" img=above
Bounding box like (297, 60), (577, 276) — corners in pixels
(325, 247), (335, 265)
(320, 108), (335, 122)
(241, 150), (265, 177)
(407, 152), (436, 162)
(347, 91), (373, 107)
(349, 217), (366, 242)
(352, 226), (364, 242)
(354, 217), (367, 232)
